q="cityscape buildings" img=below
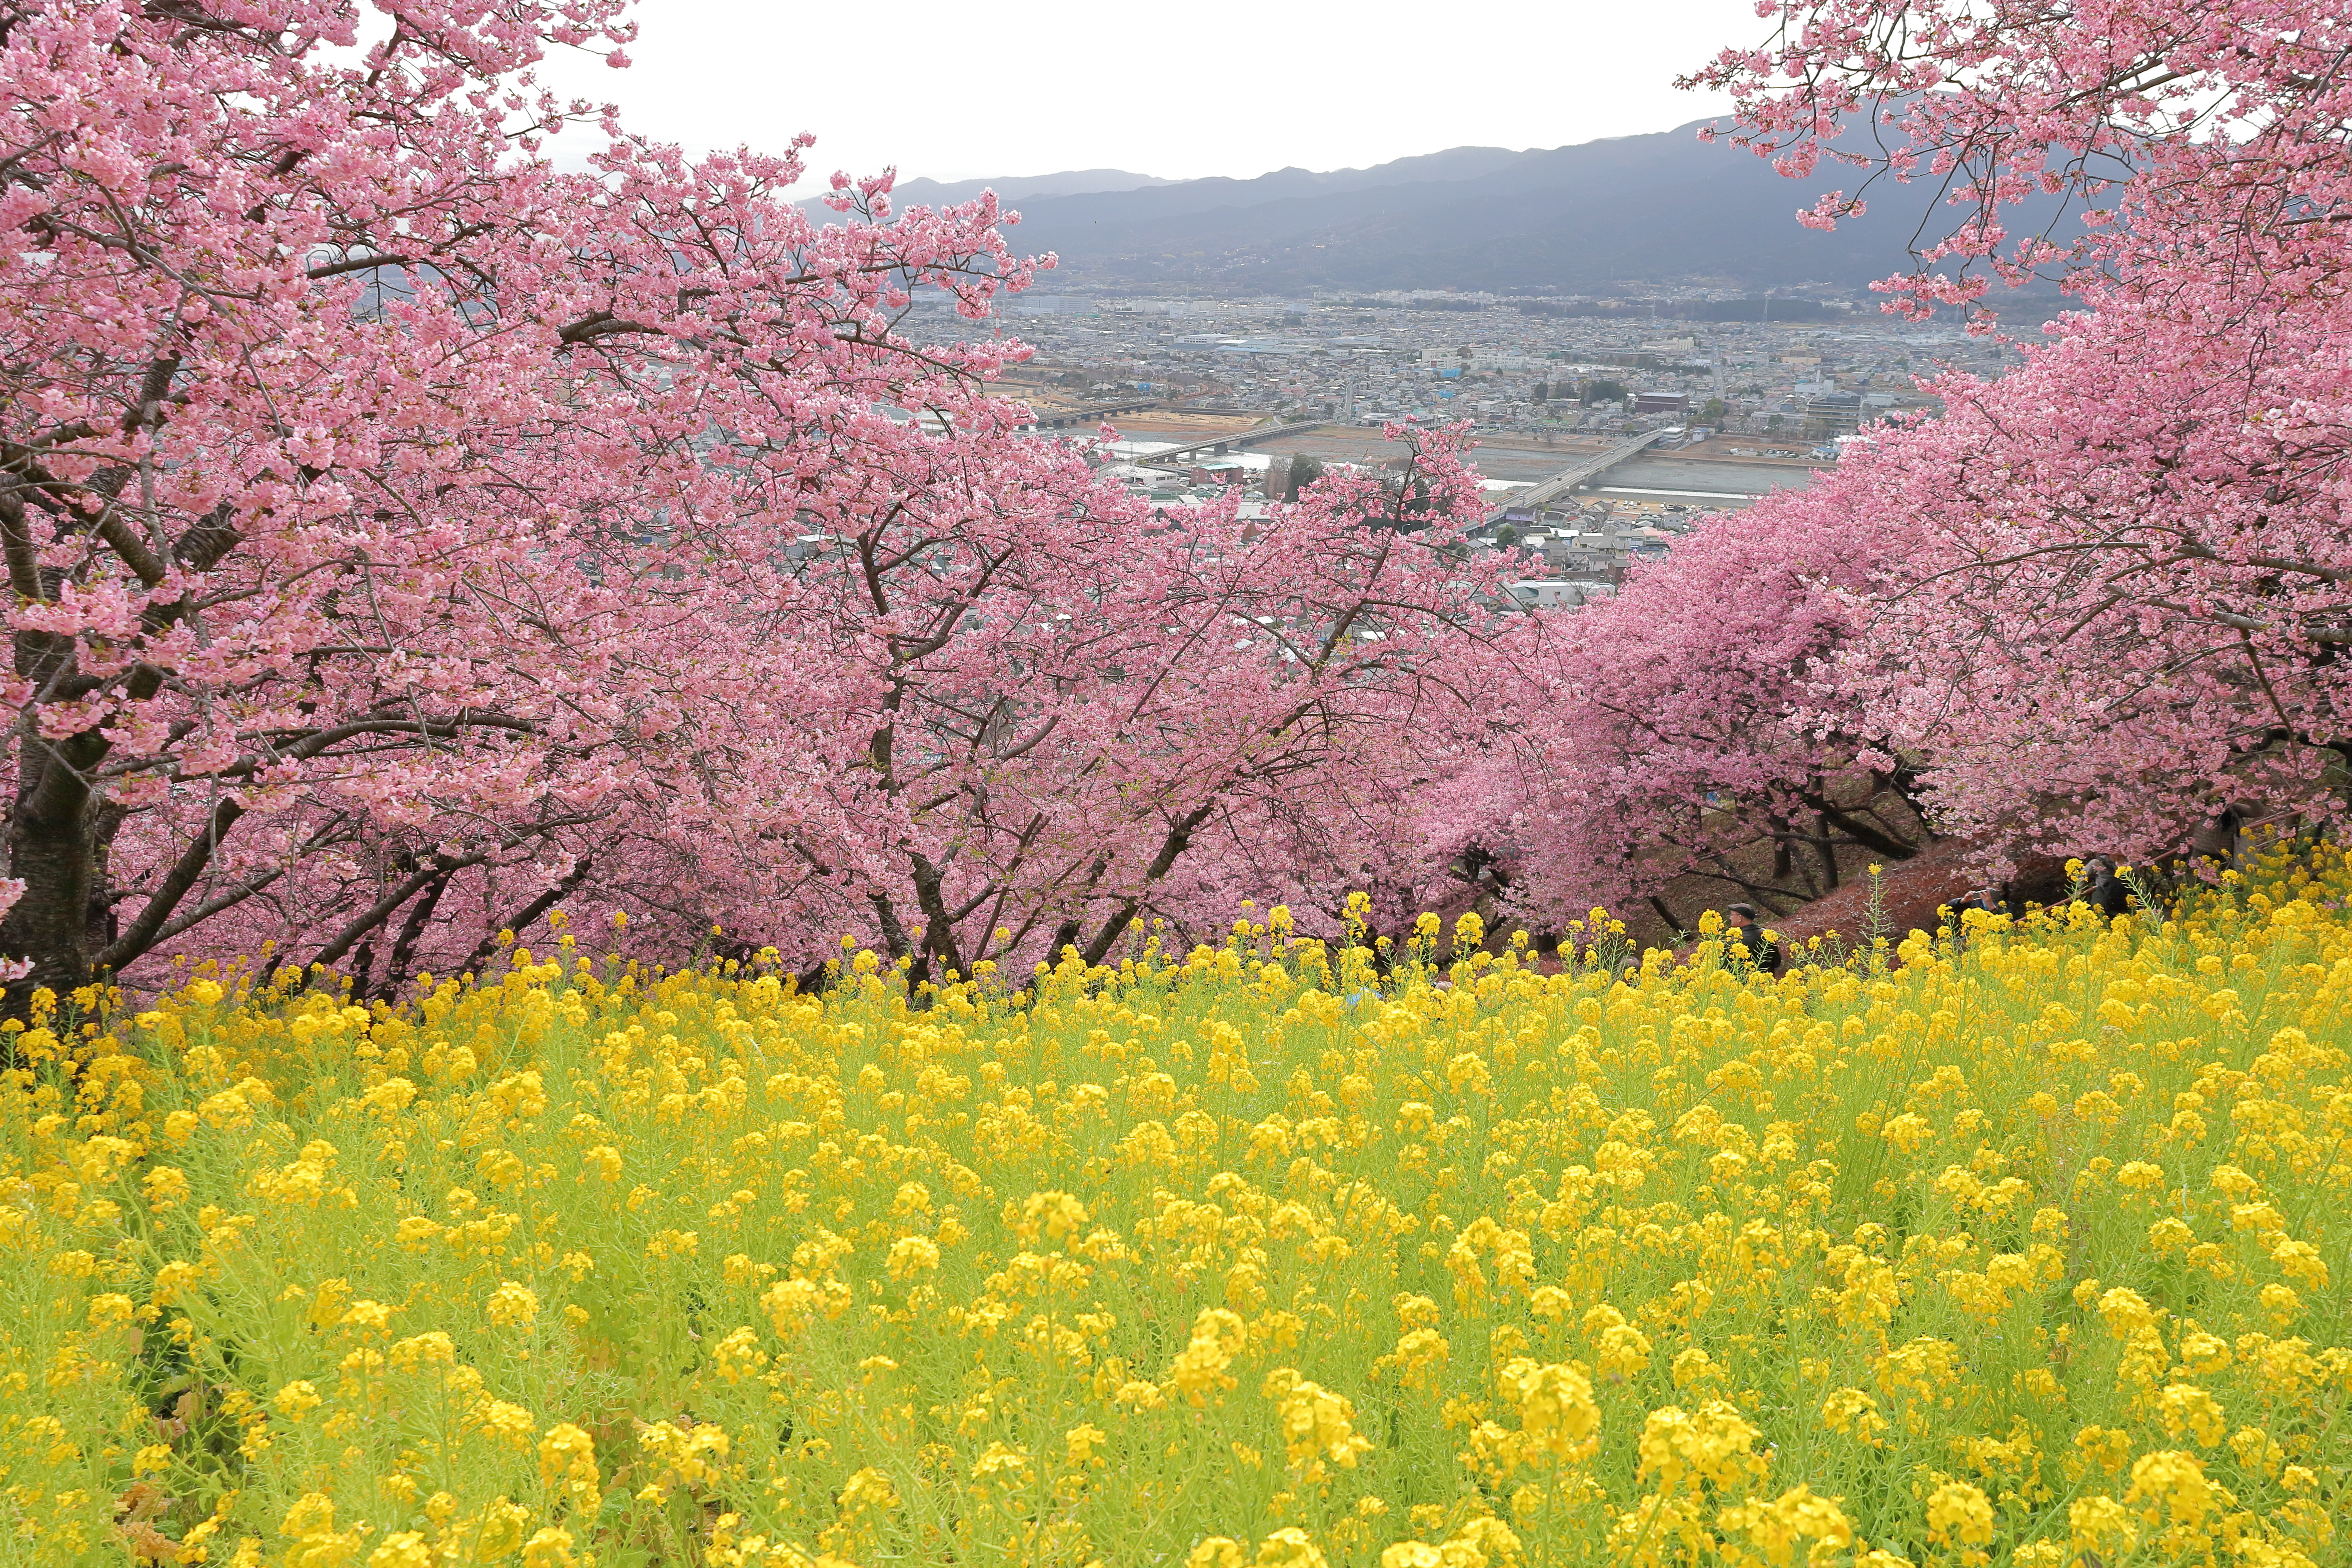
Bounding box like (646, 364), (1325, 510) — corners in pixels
(914, 287), (2034, 602)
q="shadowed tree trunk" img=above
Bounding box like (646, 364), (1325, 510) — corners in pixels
(2, 725), (106, 1014)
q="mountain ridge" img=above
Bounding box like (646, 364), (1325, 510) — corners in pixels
(873, 121), (2087, 294)
(877, 169), (1172, 208)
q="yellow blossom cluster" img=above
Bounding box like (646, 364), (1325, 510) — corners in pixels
(2, 842), (2350, 1565)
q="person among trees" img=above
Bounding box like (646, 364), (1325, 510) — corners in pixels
(1941, 885), (2008, 949)
(1722, 903), (1780, 973)
(2079, 858), (2133, 919)
(1959, 886), (2009, 919)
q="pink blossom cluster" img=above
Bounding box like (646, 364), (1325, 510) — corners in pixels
(1477, 0), (2352, 926)
(0, 0), (1511, 995)
(10, 0), (2348, 991)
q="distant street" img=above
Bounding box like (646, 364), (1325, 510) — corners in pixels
(1597, 454), (1821, 503)
(1222, 426), (1827, 507)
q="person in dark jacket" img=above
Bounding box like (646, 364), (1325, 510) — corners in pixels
(1723, 903), (1780, 973)
(2081, 857), (2132, 918)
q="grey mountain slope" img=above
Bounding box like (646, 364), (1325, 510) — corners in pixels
(967, 120), (2087, 292)
(879, 169), (1172, 208)
(993, 146), (1544, 231)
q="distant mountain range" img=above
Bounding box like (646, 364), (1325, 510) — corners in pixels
(879, 169), (1172, 208)
(876, 122), (2087, 295)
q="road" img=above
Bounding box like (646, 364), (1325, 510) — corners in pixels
(1246, 429), (1620, 482)
(1105, 423), (1830, 507)
(1598, 456), (1821, 499)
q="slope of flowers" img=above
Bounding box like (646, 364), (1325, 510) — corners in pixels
(3, 852), (2349, 1566)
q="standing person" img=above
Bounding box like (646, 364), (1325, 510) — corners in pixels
(2081, 858), (2132, 918)
(1723, 903), (1780, 974)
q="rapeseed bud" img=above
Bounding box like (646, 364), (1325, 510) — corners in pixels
(1922, 1479), (1995, 1548)
(485, 1280), (539, 1328)
(1267, 1371), (1373, 1473)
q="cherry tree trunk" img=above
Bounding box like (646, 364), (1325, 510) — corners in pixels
(1, 737), (97, 1010)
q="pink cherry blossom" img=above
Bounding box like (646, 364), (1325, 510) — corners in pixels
(0, 1), (1508, 998)
(1682, 0), (2352, 864)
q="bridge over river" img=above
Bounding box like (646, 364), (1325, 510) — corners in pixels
(1483, 430), (1669, 522)
(1013, 395), (1163, 431)
(1134, 420), (1329, 467)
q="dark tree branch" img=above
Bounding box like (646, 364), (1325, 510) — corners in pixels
(1079, 801), (1218, 966)
(310, 854), (489, 970)
(93, 795), (246, 972)
(378, 869), (455, 999)
(450, 855), (596, 979)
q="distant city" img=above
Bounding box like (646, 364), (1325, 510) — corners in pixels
(911, 286), (2034, 608)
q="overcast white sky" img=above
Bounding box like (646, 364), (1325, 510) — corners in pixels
(533, 0), (1769, 185)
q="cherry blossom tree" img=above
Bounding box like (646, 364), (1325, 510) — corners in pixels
(0, 0), (1047, 998)
(1822, 304), (2352, 864)
(0, 0), (1510, 1000)
(1686, 0), (2352, 318)
(785, 427), (1506, 987)
(1681, 0), (2352, 865)
(1451, 495), (1928, 933)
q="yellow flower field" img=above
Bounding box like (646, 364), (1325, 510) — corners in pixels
(3, 849), (2349, 1567)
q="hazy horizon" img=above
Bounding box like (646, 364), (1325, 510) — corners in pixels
(532, 0), (1763, 187)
